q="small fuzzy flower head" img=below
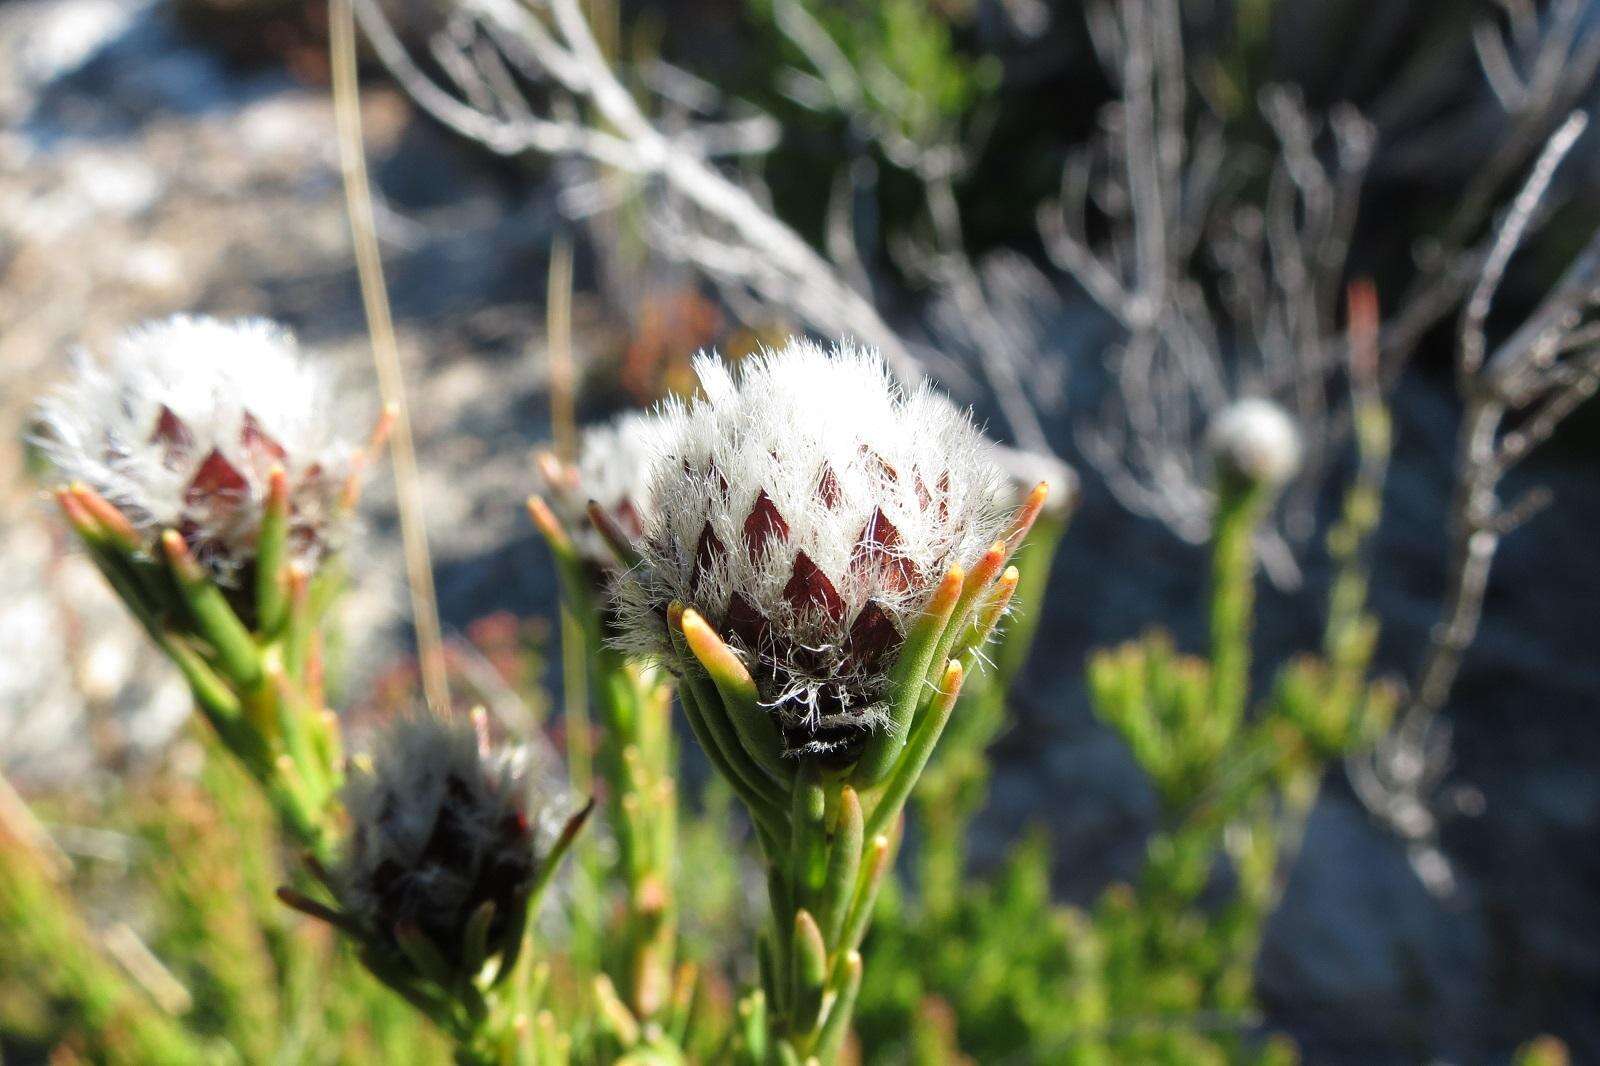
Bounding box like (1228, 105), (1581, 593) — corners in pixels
(34, 315), (358, 588)
(617, 339), (1008, 761)
(537, 411), (663, 570)
(1206, 397), (1302, 491)
(989, 442), (1079, 520)
(338, 711), (552, 973)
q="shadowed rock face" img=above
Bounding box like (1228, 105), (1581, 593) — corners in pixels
(2, 1), (1598, 1061)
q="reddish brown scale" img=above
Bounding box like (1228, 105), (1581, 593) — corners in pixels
(174, 516), (235, 593)
(850, 508), (917, 594)
(783, 551), (845, 622)
(742, 490), (789, 560)
(176, 434), (337, 624)
(176, 516), (205, 547)
(817, 464), (842, 508)
(914, 471), (932, 510)
(240, 412), (288, 465)
(706, 461), (730, 501)
(775, 659), (885, 764)
(186, 449), (249, 506)
(177, 536), (263, 627)
(691, 523), (725, 594)
(722, 591), (769, 650)
(937, 471), (951, 522)
(150, 405), (194, 460)
(858, 445), (898, 482)
(293, 465), (327, 547)
(845, 600), (901, 672)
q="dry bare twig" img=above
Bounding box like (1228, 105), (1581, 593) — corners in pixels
(1038, 0), (1375, 584)
(1351, 111), (1600, 896)
(331, 0), (451, 715)
(352, 0), (921, 385)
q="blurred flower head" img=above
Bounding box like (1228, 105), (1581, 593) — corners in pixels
(338, 710), (554, 971)
(989, 441), (1078, 519)
(617, 339), (1006, 759)
(537, 411), (663, 570)
(34, 315), (359, 586)
(1207, 397), (1302, 491)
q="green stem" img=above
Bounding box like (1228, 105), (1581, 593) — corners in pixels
(1208, 484), (1263, 737)
(559, 604), (603, 980)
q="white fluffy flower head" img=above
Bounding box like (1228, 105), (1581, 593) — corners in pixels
(540, 411), (663, 569)
(339, 711), (551, 961)
(617, 339), (1008, 759)
(35, 315), (358, 585)
(1207, 397), (1303, 489)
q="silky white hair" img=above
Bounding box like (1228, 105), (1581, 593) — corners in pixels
(1206, 397), (1303, 489)
(615, 339), (1007, 746)
(34, 315), (357, 582)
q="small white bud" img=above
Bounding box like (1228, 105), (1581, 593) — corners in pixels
(1206, 398), (1302, 490)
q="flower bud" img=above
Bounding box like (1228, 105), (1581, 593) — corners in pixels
(337, 711), (557, 983)
(34, 316), (362, 619)
(1206, 398), (1302, 491)
(616, 340), (1008, 761)
(536, 411), (662, 571)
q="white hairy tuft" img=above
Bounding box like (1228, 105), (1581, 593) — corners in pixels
(1207, 397), (1303, 489)
(339, 711), (548, 944)
(615, 338), (1008, 755)
(34, 315), (358, 583)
